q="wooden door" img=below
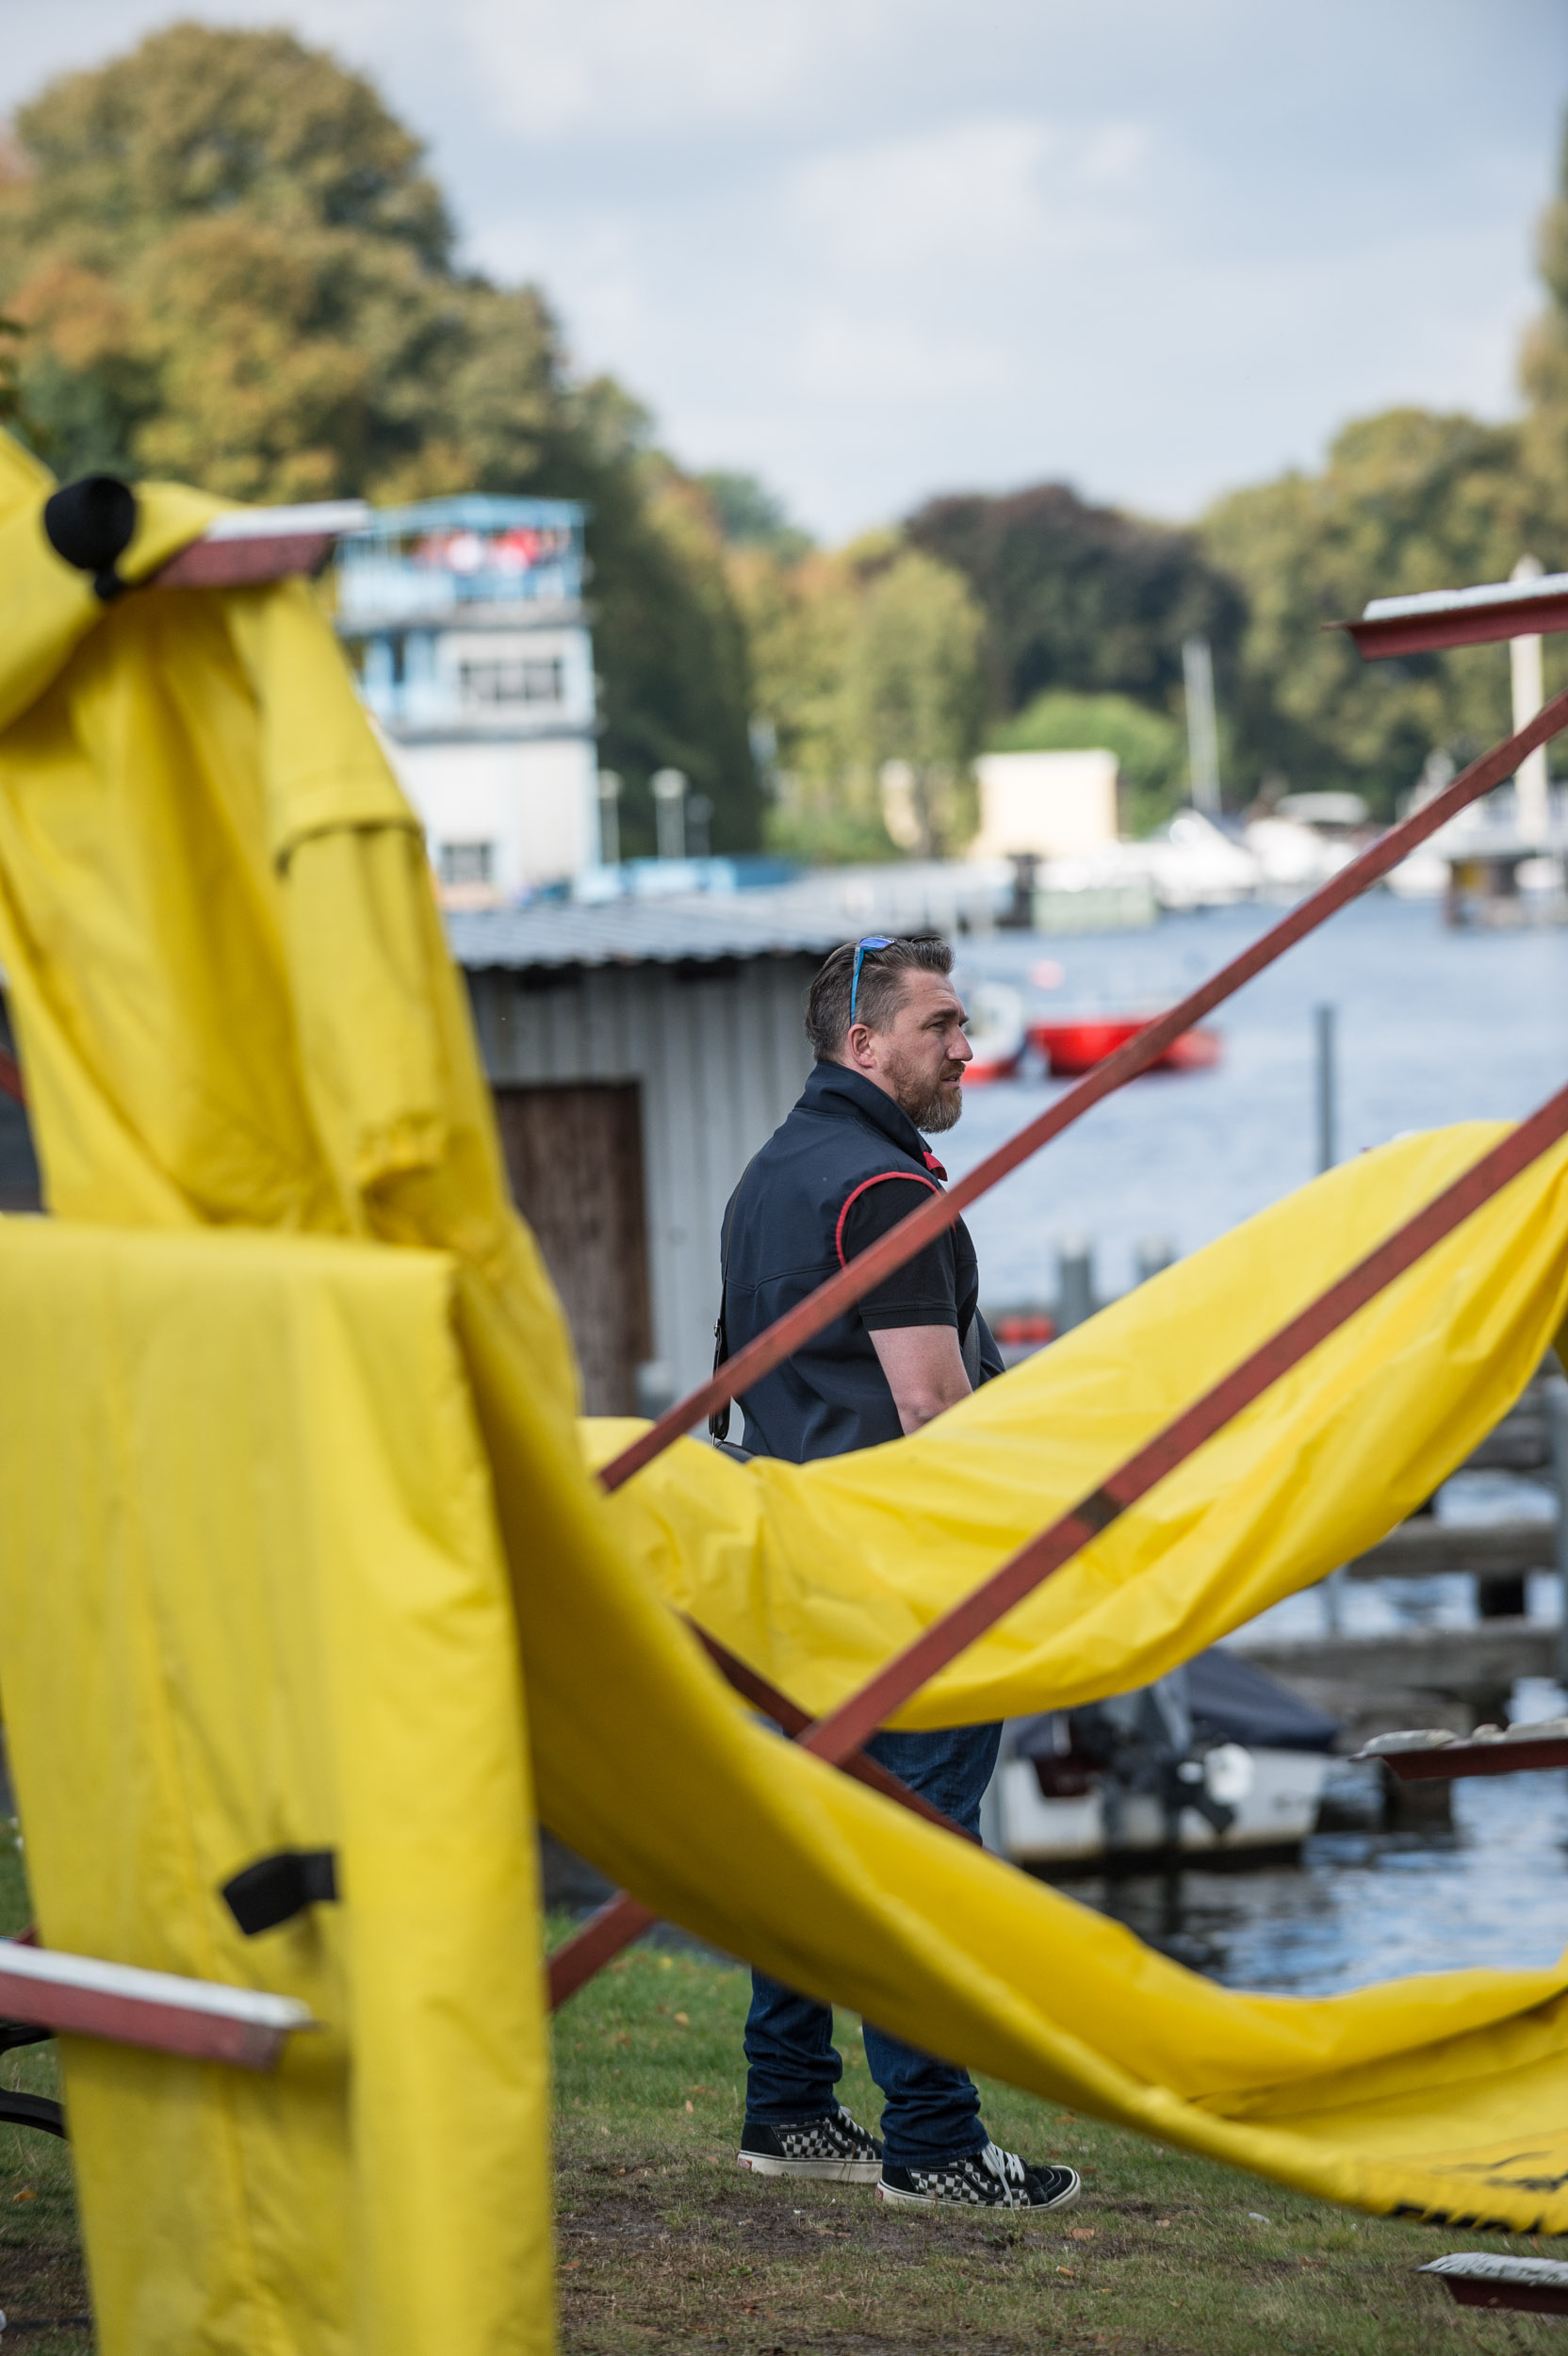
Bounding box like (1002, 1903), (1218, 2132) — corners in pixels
(493, 1081), (653, 1415)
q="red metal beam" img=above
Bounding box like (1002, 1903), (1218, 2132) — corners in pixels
(1366, 1734), (1568, 1781)
(0, 1939), (316, 2070)
(151, 532), (339, 591)
(796, 1080), (1568, 1763)
(1340, 584), (1568, 661)
(597, 687), (1568, 1497)
(548, 1074), (1568, 2003)
(547, 1627), (980, 2007)
(683, 1623), (975, 1840)
(1423, 2257), (1568, 2315)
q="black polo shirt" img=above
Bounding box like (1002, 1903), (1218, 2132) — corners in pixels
(720, 1062), (1002, 1463)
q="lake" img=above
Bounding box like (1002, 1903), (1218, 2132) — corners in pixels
(950, 892), (1568, 1992)
(949, 890), (1568, 1301)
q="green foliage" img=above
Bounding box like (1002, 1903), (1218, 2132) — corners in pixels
(728, 544), (891, 861)
(0, 22), (760, 850)
(990, 687), (1187, 836)
(1202, 407), (1565, 813)
(698, 468), (813, 562)
(593, 464), (762, 858)
(844, 549), (986, 854)
(906, 480), (1246, 724)
(731, 540), (987, 861)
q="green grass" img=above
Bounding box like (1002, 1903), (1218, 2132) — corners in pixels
(550, 1923), (1568, 2354)
(3, 1855), (1566, 2351)
(0, 1817), (90, 2350)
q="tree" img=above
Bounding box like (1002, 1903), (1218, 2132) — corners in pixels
(698, 469), (812, 563)
(843, 551), (986, 857)
(590, 460), (761, 857)
(905, 481), (1246, 727)
(1201, 408), (1563, 813)
(0, 23), (760, 848)
(725, 541), (876, 859)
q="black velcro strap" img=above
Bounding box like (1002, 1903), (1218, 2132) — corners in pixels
(220, 1848), (338, 1937)
(42, 474), (138, 601)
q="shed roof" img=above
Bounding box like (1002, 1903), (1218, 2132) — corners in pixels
(446, 899), (846, 974)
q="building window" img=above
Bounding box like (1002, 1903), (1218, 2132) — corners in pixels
(458, 657), (564, 707)
(438, 841), (495, 886)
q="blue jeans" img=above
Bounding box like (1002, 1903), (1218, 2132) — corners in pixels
(744, 1722), (1002, 2168)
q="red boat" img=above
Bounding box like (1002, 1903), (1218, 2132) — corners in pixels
(1028, 1017), (1221, 1078)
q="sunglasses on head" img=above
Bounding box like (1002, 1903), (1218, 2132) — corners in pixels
(848, 936), (894, 1026)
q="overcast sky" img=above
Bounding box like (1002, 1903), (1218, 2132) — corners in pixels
(3, 2), (1565, 538)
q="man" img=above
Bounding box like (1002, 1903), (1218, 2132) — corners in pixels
(716, 934), (1080, 2216)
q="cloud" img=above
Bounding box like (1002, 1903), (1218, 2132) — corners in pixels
(442, 0), (903, 140)
(787, 116), (1152, 275)
(0, 0), (1560, 537)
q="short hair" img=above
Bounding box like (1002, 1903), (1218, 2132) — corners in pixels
(805, 936), (954, 1061)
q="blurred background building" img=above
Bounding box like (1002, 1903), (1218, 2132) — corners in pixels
(335, 498), (598, 902)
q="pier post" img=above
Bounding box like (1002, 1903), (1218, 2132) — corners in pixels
(1055, 1236), (1095, 1333)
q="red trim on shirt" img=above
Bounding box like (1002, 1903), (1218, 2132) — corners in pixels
(834, 1170), (940, 1269)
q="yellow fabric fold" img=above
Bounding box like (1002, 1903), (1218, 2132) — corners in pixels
(0, 1223), (550, 2356)
(5, 434), (1568, 2356)
(585, 1121), (1568, 1725)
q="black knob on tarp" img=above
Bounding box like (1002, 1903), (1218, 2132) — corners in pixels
(41, 474), (138, 601)
(220, 1847), (338, 1937)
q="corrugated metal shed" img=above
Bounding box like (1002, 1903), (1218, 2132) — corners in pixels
(451, 902), (829, 1408)
(446, 899), (846, 973)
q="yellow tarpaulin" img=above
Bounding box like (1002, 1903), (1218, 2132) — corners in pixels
(3, 431), (1568, 2356)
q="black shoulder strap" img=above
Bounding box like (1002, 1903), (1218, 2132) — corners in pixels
(710, 1151), (763, 1444)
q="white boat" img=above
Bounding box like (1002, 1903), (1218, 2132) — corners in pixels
(959, 980), (1026, 1082)
(997, 1743), (1332, 1867)
(991, 1646), (1337, 1870)
(1116, 810), (1262, 911)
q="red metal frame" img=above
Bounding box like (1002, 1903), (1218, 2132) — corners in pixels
(0, 1940), (314, 2070)
(1368, 1735), (1568, 1781)
(151, 532), (340, 591)
(1340, 581), (1568, 661)
(547, 1074), (1568, 2001)
(1423, 2257), (1568, 2315)
(5, 537), (1564, 2017)
(1441, 2279), (1568, 2316)
(599, 687), (1568, 1497)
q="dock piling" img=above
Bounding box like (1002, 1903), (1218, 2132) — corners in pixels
(1545, 1373), (1568, 1686)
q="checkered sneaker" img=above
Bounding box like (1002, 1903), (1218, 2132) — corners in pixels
(876, 2140), (1081, 2213)
(738, 2105), (884, 2184)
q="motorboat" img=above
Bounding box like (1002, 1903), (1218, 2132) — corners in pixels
(993, 1647), (1337, 1870)
(1028, 1014), (1221, 1077)
(1115, 809), (1261, 910)
(960, 981), (1026, 1082)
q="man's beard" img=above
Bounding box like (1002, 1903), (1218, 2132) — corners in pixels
(888, 1051), (966, 1134)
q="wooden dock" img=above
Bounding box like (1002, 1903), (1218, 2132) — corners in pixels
(1235, 1372), (1568, 1759)
(1239, 1619), (1557, 1752)
(1344, 1517), (1558, 1579)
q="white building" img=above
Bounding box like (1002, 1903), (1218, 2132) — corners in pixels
(969, 749), (1120, 862)
(335, 498), (599, 901)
